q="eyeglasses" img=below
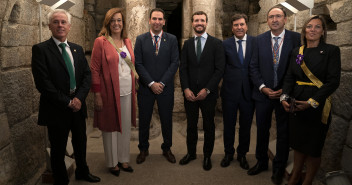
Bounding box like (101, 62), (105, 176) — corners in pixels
(268, 14), (284, 19)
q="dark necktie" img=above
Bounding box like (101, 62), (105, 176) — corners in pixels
(237, 40), (244, 64)
(196, 36), (202, 62)
(273, 37), (280, 87)
(59, 43), (76, 90)
(154, 35), (159, 47)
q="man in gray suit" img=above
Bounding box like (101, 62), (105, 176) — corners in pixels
(134, 8), (179, 164)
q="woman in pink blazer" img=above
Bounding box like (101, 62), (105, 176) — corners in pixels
(90, 8), (137, 176)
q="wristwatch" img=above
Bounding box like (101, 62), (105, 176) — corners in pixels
(205, 88), (210, 94)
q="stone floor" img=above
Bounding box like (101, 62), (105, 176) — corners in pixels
(37, 116), (328, 185)
(65, 119), (282, 185)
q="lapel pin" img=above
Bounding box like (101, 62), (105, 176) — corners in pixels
(320, 50), (323, 54)
(74, 49), (77, 52)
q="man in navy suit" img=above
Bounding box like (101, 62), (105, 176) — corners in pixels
(179, 11), (225, 171)
(32, 9), (100, 185)
(249, 6), (300, 184)
(220, 14), (255, 170)
(135, 8), (179, 164)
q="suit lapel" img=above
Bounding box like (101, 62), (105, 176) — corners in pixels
(229, 37), (240, 66)
(158, 32), (167, 56)
(48, 38), (69, 74)
(264, 32), (274, 68)
(243, 36), (252, 66)
(189, 37), (198, 63)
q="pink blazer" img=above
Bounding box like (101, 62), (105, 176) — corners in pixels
(90, 36), (136, 132)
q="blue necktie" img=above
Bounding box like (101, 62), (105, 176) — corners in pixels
(196, 36), (202, 62)
(237, 40), (244, 64)
(59, 43), (76, 90)
(153, 35), (159, 47)
(273, 37), (280, 87)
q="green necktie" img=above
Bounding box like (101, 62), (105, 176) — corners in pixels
(196, 36), (202, 62)
(59, 43), (76, 90)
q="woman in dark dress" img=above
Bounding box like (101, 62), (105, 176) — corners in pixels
(281, 15), (341, 185)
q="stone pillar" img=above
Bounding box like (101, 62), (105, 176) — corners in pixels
(124, 0), (155, 47)
(192, 0), (217, 36)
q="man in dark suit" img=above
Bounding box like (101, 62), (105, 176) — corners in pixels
(31, 9), (100, 185)
(249, 6), (300, 184)
(134, 8), (179, 164)
(220, 14), (255, 170)
(179, 11), (225, 171)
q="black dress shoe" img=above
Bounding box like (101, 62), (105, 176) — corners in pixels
(203, 157), (212, 171)
(179, 154), (196, 165)
(118, 162), (134, 173)
(75, 173), (101, 182)
(136, 150), (149, 164)
(271, 169), (284, 185)
(237, 156), (249, 170)
(109, 168), (120, 176)
(220, 154), (233, 167)
(247, 162), (268, 175)
(163, 150), (176, 163)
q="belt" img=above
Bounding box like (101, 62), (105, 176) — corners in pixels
(296, 81), (315, 86)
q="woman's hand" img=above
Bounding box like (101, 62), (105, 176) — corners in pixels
(281, 100), (291, 112)
(294, 100), (310, 111)
(94, 93), (103, 111)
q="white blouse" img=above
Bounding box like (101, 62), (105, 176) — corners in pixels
(118, 45), (132, 96)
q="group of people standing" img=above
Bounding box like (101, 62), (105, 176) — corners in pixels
(31, 4), (340, 185)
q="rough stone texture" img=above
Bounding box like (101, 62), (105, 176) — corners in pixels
(332, 72), (352, 120)
(335, 20), (352, 46)
(174, 87), (184, 113)
(0, 144), (17, 185)
(340, 46), (352, 71)
(294, 9), (310, 31)
(2, 69), (33, 126)
(69, 0), (84, 19)
(247, 14), (259, 36)
(341, 145), (352, 182)
(0, 1), (8, 20)
(182, 0), (192, 39)
(0, 23), (39, 47)
(258, 22), (269, 34)
(328, 0), (352, 23)
(321, 116), (350, 172)
(257, 0), (276, 23)
(84, 12), (96, 52)
(9, 115), (46, 185)
(345, 119), (352, 145)
(68, 17), (85, 50)
(3, 0), (38, 26)
(0, 113), (10, 149)
(0, 46), (32, 69)
(125, 0), (154, 48)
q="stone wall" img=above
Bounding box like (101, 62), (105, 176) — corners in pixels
(0, 0), (88, 184)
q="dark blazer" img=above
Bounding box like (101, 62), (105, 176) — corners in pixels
(221, 35), (255, 101)
(134, 32), (179, 95)
(282, 43), (341, 121)
(179, 34), (225, 98)
(32, 38), (91, 126)
(250, 29), (301, 102)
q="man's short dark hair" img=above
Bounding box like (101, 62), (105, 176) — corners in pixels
(150, 8), (165, 19)
(231, 14), (248, 25)
(191, 11), (208, 22)
(267, 6), (287, 18)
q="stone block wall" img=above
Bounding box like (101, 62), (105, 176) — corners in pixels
(0, 0), (87, 184)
